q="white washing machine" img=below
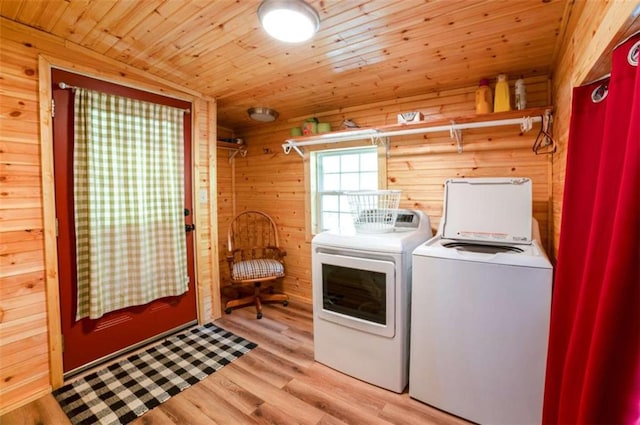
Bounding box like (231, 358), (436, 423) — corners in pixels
(312, 210), (432, 393)
(410, 178), (552, 424)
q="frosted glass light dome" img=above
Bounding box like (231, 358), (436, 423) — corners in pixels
(258, 0), (320, 43)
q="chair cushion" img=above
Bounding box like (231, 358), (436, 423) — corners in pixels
(232, 259), (285, 281)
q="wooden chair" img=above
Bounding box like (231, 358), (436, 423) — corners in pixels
(223, 210), (289, 319)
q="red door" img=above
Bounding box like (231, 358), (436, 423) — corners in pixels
(52, 69), (198, 374)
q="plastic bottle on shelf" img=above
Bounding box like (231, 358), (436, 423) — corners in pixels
(302, 117), (318, 135)
(475, 79), (493, 114)
(493, 74), (511, 112)
(515, 76), (527, 110)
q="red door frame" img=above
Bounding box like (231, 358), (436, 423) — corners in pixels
(52, 68), (198, 373)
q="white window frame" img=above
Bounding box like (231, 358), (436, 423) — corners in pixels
(305, 144), (387, 237)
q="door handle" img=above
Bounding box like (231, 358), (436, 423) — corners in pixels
(185, 224), (195, 233)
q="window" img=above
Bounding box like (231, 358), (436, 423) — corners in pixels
(310, 146), (381, 233)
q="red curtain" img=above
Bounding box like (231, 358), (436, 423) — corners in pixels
(543, 34), (640, 424)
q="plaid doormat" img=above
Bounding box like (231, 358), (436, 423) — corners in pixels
(53, 323), (256, 425)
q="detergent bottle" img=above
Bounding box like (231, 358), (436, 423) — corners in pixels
(475, 79), (493, 114)
(493, 74), (511, 112)
(515, 76), (527, 110)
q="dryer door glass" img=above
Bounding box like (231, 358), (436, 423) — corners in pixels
(322, 264), (386, 324)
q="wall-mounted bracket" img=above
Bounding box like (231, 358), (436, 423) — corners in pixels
(520, 116), (534, 132)
(371, 135), (390, 157)
(283, 142), (305, 158)
(228, 147), (247, 162)
(217, 142), (247, 163)
(449, 121), (463, 153)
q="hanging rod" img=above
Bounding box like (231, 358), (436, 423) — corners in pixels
(58, 82), (79, 90)
(57, 82), (191, 114)
(281, 113), (546, 157)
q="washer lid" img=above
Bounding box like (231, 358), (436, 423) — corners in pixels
(442, 178), (532, 244)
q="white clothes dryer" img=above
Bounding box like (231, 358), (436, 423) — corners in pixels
(312, 210), (432, 393)
(410, 178), (552, 425)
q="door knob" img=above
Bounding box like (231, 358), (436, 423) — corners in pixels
(185, 224), (195, 233)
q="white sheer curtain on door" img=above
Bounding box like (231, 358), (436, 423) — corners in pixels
(73, 88), (188, 320)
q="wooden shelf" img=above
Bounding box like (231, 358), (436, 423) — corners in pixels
(282, 106), (553, 157)
(379, 106), (552, 131)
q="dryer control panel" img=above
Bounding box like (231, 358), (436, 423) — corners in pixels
(394, 209), (427, 229)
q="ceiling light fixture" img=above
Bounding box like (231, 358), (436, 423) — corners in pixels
(248, 107), (279, 122)
(257, 0), (320, 43)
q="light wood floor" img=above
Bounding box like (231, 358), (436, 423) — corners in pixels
(1, 301), (471, 425)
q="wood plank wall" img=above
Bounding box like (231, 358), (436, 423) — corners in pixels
(216, 127), (237, 286)
(222, 76), (552, 303)
(0, 18), (219, 414)
(195, 99), (219, 321)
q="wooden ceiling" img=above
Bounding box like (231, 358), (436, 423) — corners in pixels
(1, 0), (569, 130)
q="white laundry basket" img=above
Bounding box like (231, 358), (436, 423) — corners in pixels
(346, 190), (401, 233)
